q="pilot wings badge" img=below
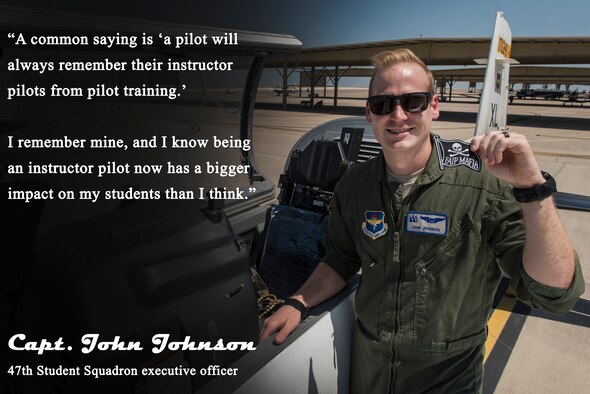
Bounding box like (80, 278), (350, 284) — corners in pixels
(362, 211), (388, 240)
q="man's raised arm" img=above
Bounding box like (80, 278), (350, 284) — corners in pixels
(470, 131), (575, 288)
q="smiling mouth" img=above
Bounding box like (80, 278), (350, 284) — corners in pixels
(387, 128), (411, 135)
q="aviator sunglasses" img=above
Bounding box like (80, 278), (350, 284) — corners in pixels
(367, 92), (433, 115)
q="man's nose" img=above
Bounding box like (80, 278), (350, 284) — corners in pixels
(389, 100), (408, 120)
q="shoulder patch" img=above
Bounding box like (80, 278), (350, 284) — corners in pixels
(434, 135), (481, 172)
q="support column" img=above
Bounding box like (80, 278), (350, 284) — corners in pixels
(310, 66), (315, 107)
(334, 66), (339, 107)
(449, 78), (454, 102)
(282, 56), (288, 110)
(438, 79), (446, 101)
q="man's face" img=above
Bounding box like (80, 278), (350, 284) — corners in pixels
(365, 62), (439, 162)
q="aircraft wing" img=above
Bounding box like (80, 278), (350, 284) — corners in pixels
(554, 192), (590, 212)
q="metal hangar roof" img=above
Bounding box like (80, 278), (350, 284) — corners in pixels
(289, 37), (590, 67)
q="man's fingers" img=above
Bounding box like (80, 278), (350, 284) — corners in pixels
(260, 315), (283, 341)
(471, 131), (510, 165)
(273, 319), (300, 345)
(489, 132), (508, 165)
(259, 306), (302, 345)
(259, 313), (282, 341)
(472, 135), (489, 164)
(482, 132), (497, 165)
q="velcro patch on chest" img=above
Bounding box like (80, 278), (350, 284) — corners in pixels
(406, 212), (448, 236)
(434, 135), (481, 172)
(362, 210), (388, 240)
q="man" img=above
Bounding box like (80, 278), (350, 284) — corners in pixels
(260, 49), (584, 393)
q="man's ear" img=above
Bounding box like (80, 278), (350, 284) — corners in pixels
(365, 102), (372, 122)
(431, 94), (440, 120)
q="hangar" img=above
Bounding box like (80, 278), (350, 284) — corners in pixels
(269, 37), (590, 106)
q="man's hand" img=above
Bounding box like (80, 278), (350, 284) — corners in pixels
(470, 131), (545, 188)
(258, 262), (346, 345)
(259, 303), (304, 345)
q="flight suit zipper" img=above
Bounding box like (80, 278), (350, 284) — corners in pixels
(387, 199), (400, 393)
(388, 184), (419, 393)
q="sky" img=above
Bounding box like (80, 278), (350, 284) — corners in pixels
(207, 0), (590, 48)
(3, 0), (589, 89)
(5, 0), (589, 47)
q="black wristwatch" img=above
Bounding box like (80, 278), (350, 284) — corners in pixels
(513, 171), (557, 202)
(283, 298), (309, 321)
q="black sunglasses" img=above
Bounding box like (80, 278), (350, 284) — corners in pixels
(367, 92), (433, 115)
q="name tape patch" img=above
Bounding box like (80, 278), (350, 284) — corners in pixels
(406, 211), (448, 236)
(434, 135), (481, 172)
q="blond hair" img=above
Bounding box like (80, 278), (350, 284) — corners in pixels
(369, 49), (434, 95)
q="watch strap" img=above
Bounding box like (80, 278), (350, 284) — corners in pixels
(513, 171), (556, 202)
(283, 298), (309, 321)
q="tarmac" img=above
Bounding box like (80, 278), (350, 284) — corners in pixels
(252, 87), (590, 393)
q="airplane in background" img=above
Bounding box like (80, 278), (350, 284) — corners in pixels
(561, 90), (590, 106)
(515, 89), (565, 100)
(273, 85), (297, 96)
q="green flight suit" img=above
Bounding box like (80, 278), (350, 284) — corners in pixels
(323, 134), (585, 393)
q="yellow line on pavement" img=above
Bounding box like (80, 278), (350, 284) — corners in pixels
(484, 294), (517, 363)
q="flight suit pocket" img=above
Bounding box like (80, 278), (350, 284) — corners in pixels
(418, 212), (479, 271)
(413, 213), (486, 352)
(355, 235), (386, 332)
(351, 319), (391, 394)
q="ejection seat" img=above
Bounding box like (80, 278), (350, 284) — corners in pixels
(253, 128), (364, 304)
